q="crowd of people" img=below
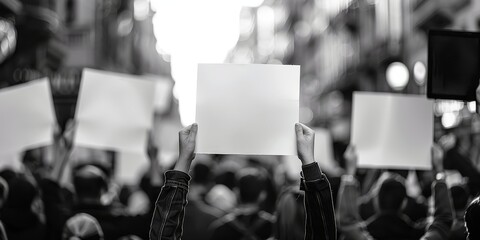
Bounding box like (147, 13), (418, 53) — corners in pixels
(0, 95), (480, 240)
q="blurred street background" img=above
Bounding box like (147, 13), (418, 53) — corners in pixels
(1, 0), (480, 186)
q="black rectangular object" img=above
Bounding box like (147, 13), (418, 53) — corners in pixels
(427, 29), (480, 101)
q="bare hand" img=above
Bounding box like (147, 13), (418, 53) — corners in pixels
(178, 123), (198, 162)
(438, 133), (456, 151)
(343, 145), (358, 175)
(295, 123), (315, 165)
(62, 119), (76, 150)
(432, 143), (444, 173)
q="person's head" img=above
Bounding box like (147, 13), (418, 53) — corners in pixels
(465, 197), (480, 240)
(62, 213), (104, 240)
(73, 165), (108, 201)
(274, 189), (305, 240)
(235, 168), (267, 204)
(5, 175), (38, 210)
(191, 161), (213, 186)
(0, 177), (8, 209)
(375, 177), (407, 213)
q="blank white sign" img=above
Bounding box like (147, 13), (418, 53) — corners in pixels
(0, 79), (56, 154)
(196, 64), (300, 155)
(74, 69), (156, 153)
(351, 92), (433, 169)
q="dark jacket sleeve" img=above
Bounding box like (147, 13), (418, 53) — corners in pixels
(149, 170), (191, 240)
(421, 180), (454, 240)
(300, 162), (337, 240)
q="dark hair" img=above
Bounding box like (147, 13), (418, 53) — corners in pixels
(214, 170), (236, 190)
(5, 176), (37, 209)
(377, 178), (407, 212)
(73, 165), (108, 198)
(465, 197), (480, 240)
(192, 162), (212, 184)
(235, 168), (267, 203)
(451, 185), (470, 211)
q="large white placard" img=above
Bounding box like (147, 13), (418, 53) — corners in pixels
(196, 64), (300, 155)
(351, 92), (434, 169)
(74, 69), (156, 153)
(0, 79), (56, 154)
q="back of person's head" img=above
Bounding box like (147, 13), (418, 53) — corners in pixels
(274, 189), (305, 240)
(235, 168), (267, 204)
(5, 175), (37, 209)
(451, 185), (470, 212)
(0, 169), (17, 183)
(73, 165), (108, 199)
(0, 177), (8, 208)
(214, 170), (236, 190)
(62, 213), (104, 240)
(376, 177), (407, 212)
(191, 161), (212, 185)
(465, 197), (480, 240)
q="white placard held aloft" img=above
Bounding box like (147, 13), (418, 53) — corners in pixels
(74, 69), (156, 153)
(0, 79), (56, 154)
(351, 92), (433, 169)
(196, 64), (300, 155)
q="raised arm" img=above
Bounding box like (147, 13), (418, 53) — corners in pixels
(336, 145), (374, 240)
(295, 123), (337, 240)
(421, 144), (453, 240)
(149, 123), (197, 240)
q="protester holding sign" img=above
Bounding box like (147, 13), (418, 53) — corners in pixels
(148, 123), (337, 240)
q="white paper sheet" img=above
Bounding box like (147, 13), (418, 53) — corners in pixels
(0, 79), (56, 154)
(74, 69), (156, 153)
(351, 92), (434, 169)
(116, 152), (149, 184)
(196, 64), (300, 155)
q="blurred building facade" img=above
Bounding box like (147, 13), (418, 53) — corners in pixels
(1, 0), (479, 136)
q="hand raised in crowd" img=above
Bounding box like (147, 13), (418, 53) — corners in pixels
(174, 123), (198, 173)
(295, 123), (315, 165)
(431, 143), (445, 174)
(344, 145), (358, 176)
(49, 119), (76, 181)
(438, 133), (456, 151)
(147, 132), (163, 186)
